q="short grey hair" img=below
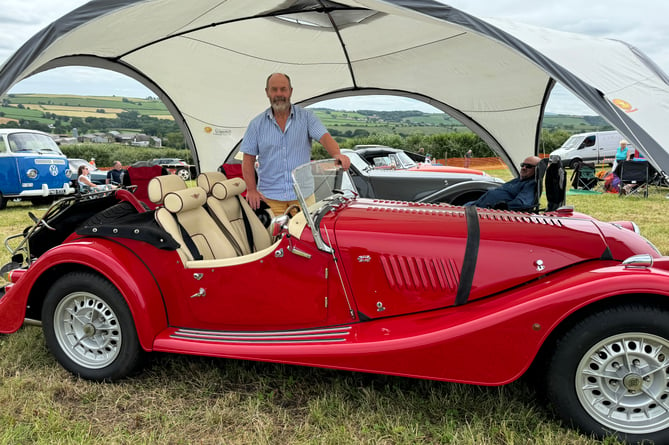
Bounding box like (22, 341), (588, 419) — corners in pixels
(266, 73), (292, 89)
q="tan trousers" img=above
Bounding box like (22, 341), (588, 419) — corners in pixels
(264, 195), (315, 217)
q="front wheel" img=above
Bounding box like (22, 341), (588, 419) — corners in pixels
(546, 305), (669, 443)
(42, 272), (144, 381)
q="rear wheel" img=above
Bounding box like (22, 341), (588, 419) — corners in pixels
(546, 305), (669, 443)
(42, 272), (144, 381)
(177, 168), (191, 180)
(0, 192), (6, 210)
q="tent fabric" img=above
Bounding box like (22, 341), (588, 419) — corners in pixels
(1, 0), (668, 176)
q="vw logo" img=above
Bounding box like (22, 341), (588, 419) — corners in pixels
(49, 164), (59, 176)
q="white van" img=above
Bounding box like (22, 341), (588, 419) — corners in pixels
(550, 130), (627, 168)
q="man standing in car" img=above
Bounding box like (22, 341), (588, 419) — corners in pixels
(240, 73), (350, 216)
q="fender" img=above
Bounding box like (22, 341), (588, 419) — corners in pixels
(153, 261), (669, 385)
(0, 238), (168, 350)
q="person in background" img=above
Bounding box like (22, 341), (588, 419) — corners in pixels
(464, 156), (540, 210)
(464, 149), (473, 168)
(612, 140), (630, 171)
(78, 165), (115, 193)
(89, 158), (96, 168)
(240, 72), (350, 216)
(106, 160), (125, 185)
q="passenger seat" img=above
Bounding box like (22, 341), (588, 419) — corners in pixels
(150, 176), (238, 261)
(197, 173), (273, 255)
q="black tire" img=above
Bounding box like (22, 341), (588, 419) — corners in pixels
(41, 271), (144, 381)
(569, 158), (582, 169)
(0, 192), (6, 210)
(546, 305), (669, 443)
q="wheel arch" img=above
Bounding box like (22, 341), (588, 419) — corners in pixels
(530, 292), (669, 376)
(24, 244), (168, 351)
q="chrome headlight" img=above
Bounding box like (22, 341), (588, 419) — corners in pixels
(26, 169), (38, 179)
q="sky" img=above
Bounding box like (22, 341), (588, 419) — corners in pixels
(1, 0), (668, 115)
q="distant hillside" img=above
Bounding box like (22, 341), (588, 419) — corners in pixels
(0, 93), (613, 136)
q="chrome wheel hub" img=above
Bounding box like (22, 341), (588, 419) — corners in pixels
(53, 292), (122, 369)
(576, 333), (669, 434)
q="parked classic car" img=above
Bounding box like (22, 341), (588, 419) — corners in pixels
(150, 158), (196, 180)
(68, 158), (108, 186)
(352, 144), (485, 174)
(342, 148), (503, 205)
(2, 159), (669, 443)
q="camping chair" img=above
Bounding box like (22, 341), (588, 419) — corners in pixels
(617, 160), (649, 198)
(570, 161), (599, 190)
(535, 154), (566, 212)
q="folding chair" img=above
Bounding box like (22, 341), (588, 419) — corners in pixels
(617, 160), (649, 198)
(522, 154), (566, 212)
(570, 161), (598, 190)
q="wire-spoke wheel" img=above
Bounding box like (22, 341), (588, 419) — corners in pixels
(547, 305), (669, 443)
(42, 272), (143, 381)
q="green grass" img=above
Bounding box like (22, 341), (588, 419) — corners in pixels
(3, 180), (669, 444)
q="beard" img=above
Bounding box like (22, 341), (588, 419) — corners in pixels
(271, 96), (290, 113)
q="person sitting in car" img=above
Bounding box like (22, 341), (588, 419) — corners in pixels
(464, 156), (540, 210)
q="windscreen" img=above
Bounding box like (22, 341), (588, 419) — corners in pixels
(8, 133), (63, 155)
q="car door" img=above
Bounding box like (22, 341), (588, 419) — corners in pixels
(174, 237), (333, 330)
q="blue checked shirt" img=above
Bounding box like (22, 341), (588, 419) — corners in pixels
(240, 104), (328, 201)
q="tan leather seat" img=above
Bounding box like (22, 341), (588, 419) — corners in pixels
(197, 173), (272, 255)
(148, 174), (188, 206)
(151, 179), (238, 261)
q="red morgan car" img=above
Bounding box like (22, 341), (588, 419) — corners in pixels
(1, 159), (669, 443)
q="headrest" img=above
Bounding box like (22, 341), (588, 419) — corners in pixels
(197, 171), (227, 193)
(163, 187), (207, 213)
(211, 178), (246, 200)
(148, 175), (187, 204)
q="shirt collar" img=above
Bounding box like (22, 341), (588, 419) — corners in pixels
(265, 104), (294, 121)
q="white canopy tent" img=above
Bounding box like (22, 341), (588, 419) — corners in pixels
(1, 0), (668, 176)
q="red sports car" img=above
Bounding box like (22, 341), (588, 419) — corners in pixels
(1, 159), (668, 443)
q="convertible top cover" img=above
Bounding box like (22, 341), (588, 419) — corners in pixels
(1, 0), (668, 174)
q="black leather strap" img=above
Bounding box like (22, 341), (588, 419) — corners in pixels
(455, 205), (480, 306)
(236, 196), (255, 253)
(177, 220), (203, 261)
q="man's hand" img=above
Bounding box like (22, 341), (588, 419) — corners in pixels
(245, 189), (264, 210)
(334, 153), (351, 171)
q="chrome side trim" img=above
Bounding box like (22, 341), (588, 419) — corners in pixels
(171, 325), (352, 344)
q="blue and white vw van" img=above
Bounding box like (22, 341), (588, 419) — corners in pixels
(0, 129), (73, 209)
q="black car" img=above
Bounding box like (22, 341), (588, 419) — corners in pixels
(150, 158), (196, 180)
(342, 147), (504, 205)
(68, 158), (108, 185)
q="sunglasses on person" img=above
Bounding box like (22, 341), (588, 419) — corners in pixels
(520, 163), (536, 169)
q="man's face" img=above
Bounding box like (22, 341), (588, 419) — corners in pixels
(114, 162), (122, 170)
(519, 158), (538, 180)
(266, 75), (292, 113)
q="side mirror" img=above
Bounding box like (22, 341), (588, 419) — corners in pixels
(271, 214), (290, 238)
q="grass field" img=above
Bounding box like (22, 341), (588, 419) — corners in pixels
(0, 173), (667, 444)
